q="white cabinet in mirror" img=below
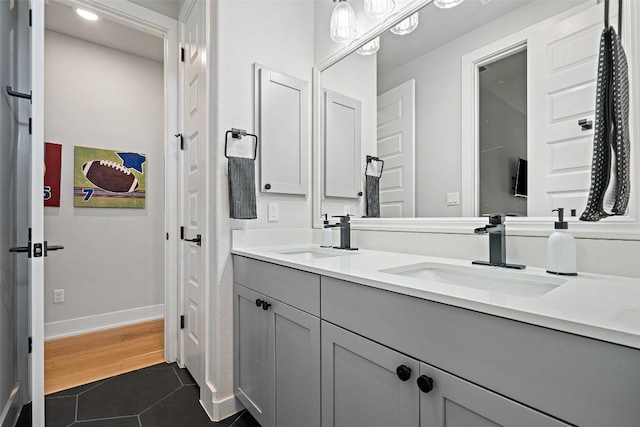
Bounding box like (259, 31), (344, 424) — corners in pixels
(312, 0), (640, 238)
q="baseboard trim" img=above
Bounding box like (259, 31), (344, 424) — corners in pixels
(45, 304), (164, 340)
(201, 380), (242, 422)
(0, 384), (22, 427)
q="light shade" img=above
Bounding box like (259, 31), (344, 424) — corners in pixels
(357, 37), (380, 55)
(364, 0), (395, 19)
(330, 0), (357, 43)
(390, 12), (419, 35)
(76, 8), (99, 21)
(434, 0), (465, 9)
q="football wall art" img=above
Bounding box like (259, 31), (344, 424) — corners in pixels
(44, 142), (62, 207)
(74, 146), (146, 208)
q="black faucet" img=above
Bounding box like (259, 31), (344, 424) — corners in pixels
(326, 215), (358, 251)
(472, 214), (525, 269)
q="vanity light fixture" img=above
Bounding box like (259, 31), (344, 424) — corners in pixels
(76, 8), (99, 21)
(390, 12), (419, 35)
(357, 37), (380, 55)
(364, 0), (395, 19)
(434, 0), (465, 9)
(330, 0), (357, 43)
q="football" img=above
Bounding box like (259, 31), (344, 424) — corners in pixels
(82, 160), (139, 193)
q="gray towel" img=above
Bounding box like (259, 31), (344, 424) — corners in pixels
(228, 156), (257, 219)
(366, 174), (380, 218)
(581, 27), (630, 221)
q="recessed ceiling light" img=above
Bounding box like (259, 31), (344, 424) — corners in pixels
(76, 8), (99, 21)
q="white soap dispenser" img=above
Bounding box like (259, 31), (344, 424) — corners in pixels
(321, 214), (333, 248)
(547, 208), (577, 276)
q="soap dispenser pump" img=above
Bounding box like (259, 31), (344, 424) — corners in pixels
(547, 208), (577, 276)
(321, 214), (332, 248)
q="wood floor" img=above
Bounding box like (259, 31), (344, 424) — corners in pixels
(45, 319), (165, 395)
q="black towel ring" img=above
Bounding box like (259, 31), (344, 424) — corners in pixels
(224, 128), (258, 160)
(365, 155), (384, 178)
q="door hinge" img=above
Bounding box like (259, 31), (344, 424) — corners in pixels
(180, 315), (185, 329)
(166, 232), (169, 241)
(175, 133), (184, 150)
(29, 9), (32, 27)
(181, 47), (185, 62)
(29, 118), (32, 135)
(180, 226), (185, 240)
(28, 337), (32, 354)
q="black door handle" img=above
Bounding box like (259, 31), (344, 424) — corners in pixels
(44, 242), (64, 256)
(261, 301), (271, 311)
(185, 234), (202, 246)
(9, 246), (29, 253)
(255, 298), (263, 307)
(6, 85), (32, 100)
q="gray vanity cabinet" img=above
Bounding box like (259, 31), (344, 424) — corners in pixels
(321, 321), (420, 427)
(233, 257), (321, 427)
(418, 363), (569, 427)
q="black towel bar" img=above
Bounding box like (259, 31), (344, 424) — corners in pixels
(224, 128), (258, 160)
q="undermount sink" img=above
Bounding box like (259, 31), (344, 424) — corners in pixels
(275, 248), (352, 261)
(380, 262), (567, 298)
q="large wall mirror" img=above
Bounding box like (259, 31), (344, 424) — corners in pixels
(314, 0), (639, 235)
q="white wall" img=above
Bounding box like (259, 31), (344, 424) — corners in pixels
(378, 1), (590, 217)
(321, 51), (377, 219)
(205, 0), (315, 419)
(43, 31), (165, 335)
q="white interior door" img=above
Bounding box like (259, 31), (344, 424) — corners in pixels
(376, 80), (415, 217)
(528, 3), (607, 216)
(324, 90), (362, 199)
(181, 0), (206, 388)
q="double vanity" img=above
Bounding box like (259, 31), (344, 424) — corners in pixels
(231, 232), (640, 427)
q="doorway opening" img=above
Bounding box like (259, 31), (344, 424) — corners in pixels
(41, 0), (176, 394)
(478, 48), (527, 216)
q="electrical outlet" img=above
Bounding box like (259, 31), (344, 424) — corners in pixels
(268, 202), (279, 222)
(53, 289), (64, 304)
(446, 192), (460, 206)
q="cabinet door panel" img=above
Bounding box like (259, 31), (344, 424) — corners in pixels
(322, 322), (419, 427)
(268, 301), (320, 427)
(234, 284), (268, 426)
(419, 363), (570, 427)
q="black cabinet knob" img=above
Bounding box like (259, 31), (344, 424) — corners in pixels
(262, 301), (272, 311)
(255, 299), (263, 307)
(417, 375), (434, 393)
(396, 365), (412, 382)
(358, 191), (363, 196)
(264, 183), (271, 190)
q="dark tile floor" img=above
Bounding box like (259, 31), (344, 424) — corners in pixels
(16, 363), (260, 427)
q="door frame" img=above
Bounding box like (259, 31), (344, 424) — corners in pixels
(50, 0), (180, 361)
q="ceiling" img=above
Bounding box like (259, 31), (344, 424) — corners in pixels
(128, 0), (183, 20)
(45, 1), (166, 63)
(377, 0), (594, 75)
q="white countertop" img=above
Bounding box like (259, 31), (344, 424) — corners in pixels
(232, 242), (640, 350)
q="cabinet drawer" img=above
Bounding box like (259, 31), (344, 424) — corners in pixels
(233, 256), (320, 316)
(321, 276), (640, 427)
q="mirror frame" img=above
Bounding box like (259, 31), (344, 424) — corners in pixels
(313, 0), (640, 239)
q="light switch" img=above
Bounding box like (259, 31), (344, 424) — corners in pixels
(446, 192), (460, 206)
(268, 202), (279, 222)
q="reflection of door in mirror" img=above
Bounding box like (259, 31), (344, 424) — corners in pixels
(478, 50), (527, 217)
(377, 80), (415, 218)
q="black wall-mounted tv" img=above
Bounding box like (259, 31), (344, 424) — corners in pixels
(514, 158), (527, 197)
